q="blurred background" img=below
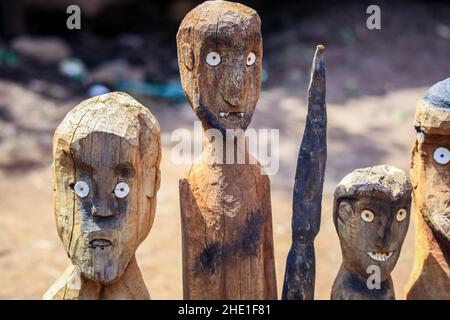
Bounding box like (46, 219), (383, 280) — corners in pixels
(0, 0), (449, 299)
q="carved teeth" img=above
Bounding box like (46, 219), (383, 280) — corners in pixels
(366, 251), (394, 262)
(89, 239), (112, 249)
(219, 112), (245, 118)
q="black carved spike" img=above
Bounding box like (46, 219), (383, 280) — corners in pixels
(282, 45), (327, 300)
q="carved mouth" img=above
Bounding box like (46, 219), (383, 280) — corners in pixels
(443, 212), (450, 222)
(218, 111), (245, 122)
(89, 239), (112, 249)
(366, 251), (394, 262)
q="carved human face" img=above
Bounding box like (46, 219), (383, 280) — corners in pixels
(178, 12), (262, 134)
(412, 132), (450, 244)
(336, 197), (411, 281)
(53, 133), (158, 283)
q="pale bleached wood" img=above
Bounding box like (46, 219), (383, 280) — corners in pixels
(43, 256), (150, 300)
(405, 78), (450, 299)
(177, 1), (277, 299)
(44, 91), (160, 300)
(331, 165), (412, 300)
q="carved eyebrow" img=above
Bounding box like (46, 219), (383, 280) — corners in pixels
(422, 134), (450, 144)
(73, 158), (95, 174)
(214, 35), (234, 47)
(114, 162), (135, 178)
(203, 33), (260, 49)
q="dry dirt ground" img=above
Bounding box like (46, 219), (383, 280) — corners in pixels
(0, 82), (426, 299)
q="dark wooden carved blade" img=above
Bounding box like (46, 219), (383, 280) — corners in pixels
(282, 45), (327, 300)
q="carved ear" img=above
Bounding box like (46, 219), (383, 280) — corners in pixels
(337, 201), (354, 231)
(55, 149), (74, 172)
(180, 43), (194, 70)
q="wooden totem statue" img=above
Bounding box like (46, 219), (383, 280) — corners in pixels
(282, 45), (327, 300)
(405, 78), (450, 299)
(331, 165), (412, 300)
(177, 1), (277, 299)
(43, 92), (161, 300)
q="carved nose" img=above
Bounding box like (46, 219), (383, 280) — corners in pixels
(222, 67), (244, 108)
(91, 203), (114, 218)
(376, 218), (392, 248)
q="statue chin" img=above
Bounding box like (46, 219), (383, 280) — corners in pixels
(425, 212), (450, 245)
(419, 201), (450, 244)
(79, 261), (122, 284)
(72, 250), (133, 284)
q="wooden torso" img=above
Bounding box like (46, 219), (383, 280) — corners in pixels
(179, 158), (277, 299)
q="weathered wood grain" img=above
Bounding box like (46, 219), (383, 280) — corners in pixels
(177, 0), (277, 299)
(282, 45), (327, 300)
(404, 78), (450, 299)
(44, 92), (161, 300)
(331, 165), (412, 300)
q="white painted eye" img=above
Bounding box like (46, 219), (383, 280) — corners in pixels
(74, 181), (89, 198)
(361, 209), (374, 223)
(396, 208), (407, 222)
(114, 182), (130, 199)
(246, 52), (256, 66)
(433, 147), (450, 165)
(206, 51), (221, 66)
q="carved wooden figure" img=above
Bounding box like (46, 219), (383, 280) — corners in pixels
(331, 165), (412, 300)
(177, 0), (277, 299)
(43, 92), (161, 300)
(282, 45), (327, 300)
(404, 78), (450, 299)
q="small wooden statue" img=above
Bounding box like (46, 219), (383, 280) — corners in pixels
(331, 165), (412, 300)
(177, 0), (277, 299)
(282, 45), (327, 300)
(404, 78), (450, 299)
(43, 92), (161, 300)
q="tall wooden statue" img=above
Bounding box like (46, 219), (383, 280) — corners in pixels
(43, 92), (161, 300)
(177, 0), (277, 299)
(331, 165), (412, 300)
(404, 78), (450, 299)
(282, 45), (327, 300)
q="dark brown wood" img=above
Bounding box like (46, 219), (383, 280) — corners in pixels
(44, 92), (161, 299)
(405, 78), (450, 299)
(282, 45), (326, 300)
(331, 165), (412, 300)
(177, 0), (277, 299)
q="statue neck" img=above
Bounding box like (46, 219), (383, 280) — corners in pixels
(201, 128), (251, 165)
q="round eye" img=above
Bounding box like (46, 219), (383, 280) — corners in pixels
(361, 209), (374, 223)
(396, 208), (407, 222)
(433, 147), (450, 165)
(206, 51), (221, 66)
(74, 181), (89, 198)
(246, 52), (256, 66)
(114, 182), (130, 199)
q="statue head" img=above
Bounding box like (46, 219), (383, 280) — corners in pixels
(52, 92), (161, 283)
(333, 165), (412, 281)
(412, 78), (450, 246)
(176, 0), (262, 135)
